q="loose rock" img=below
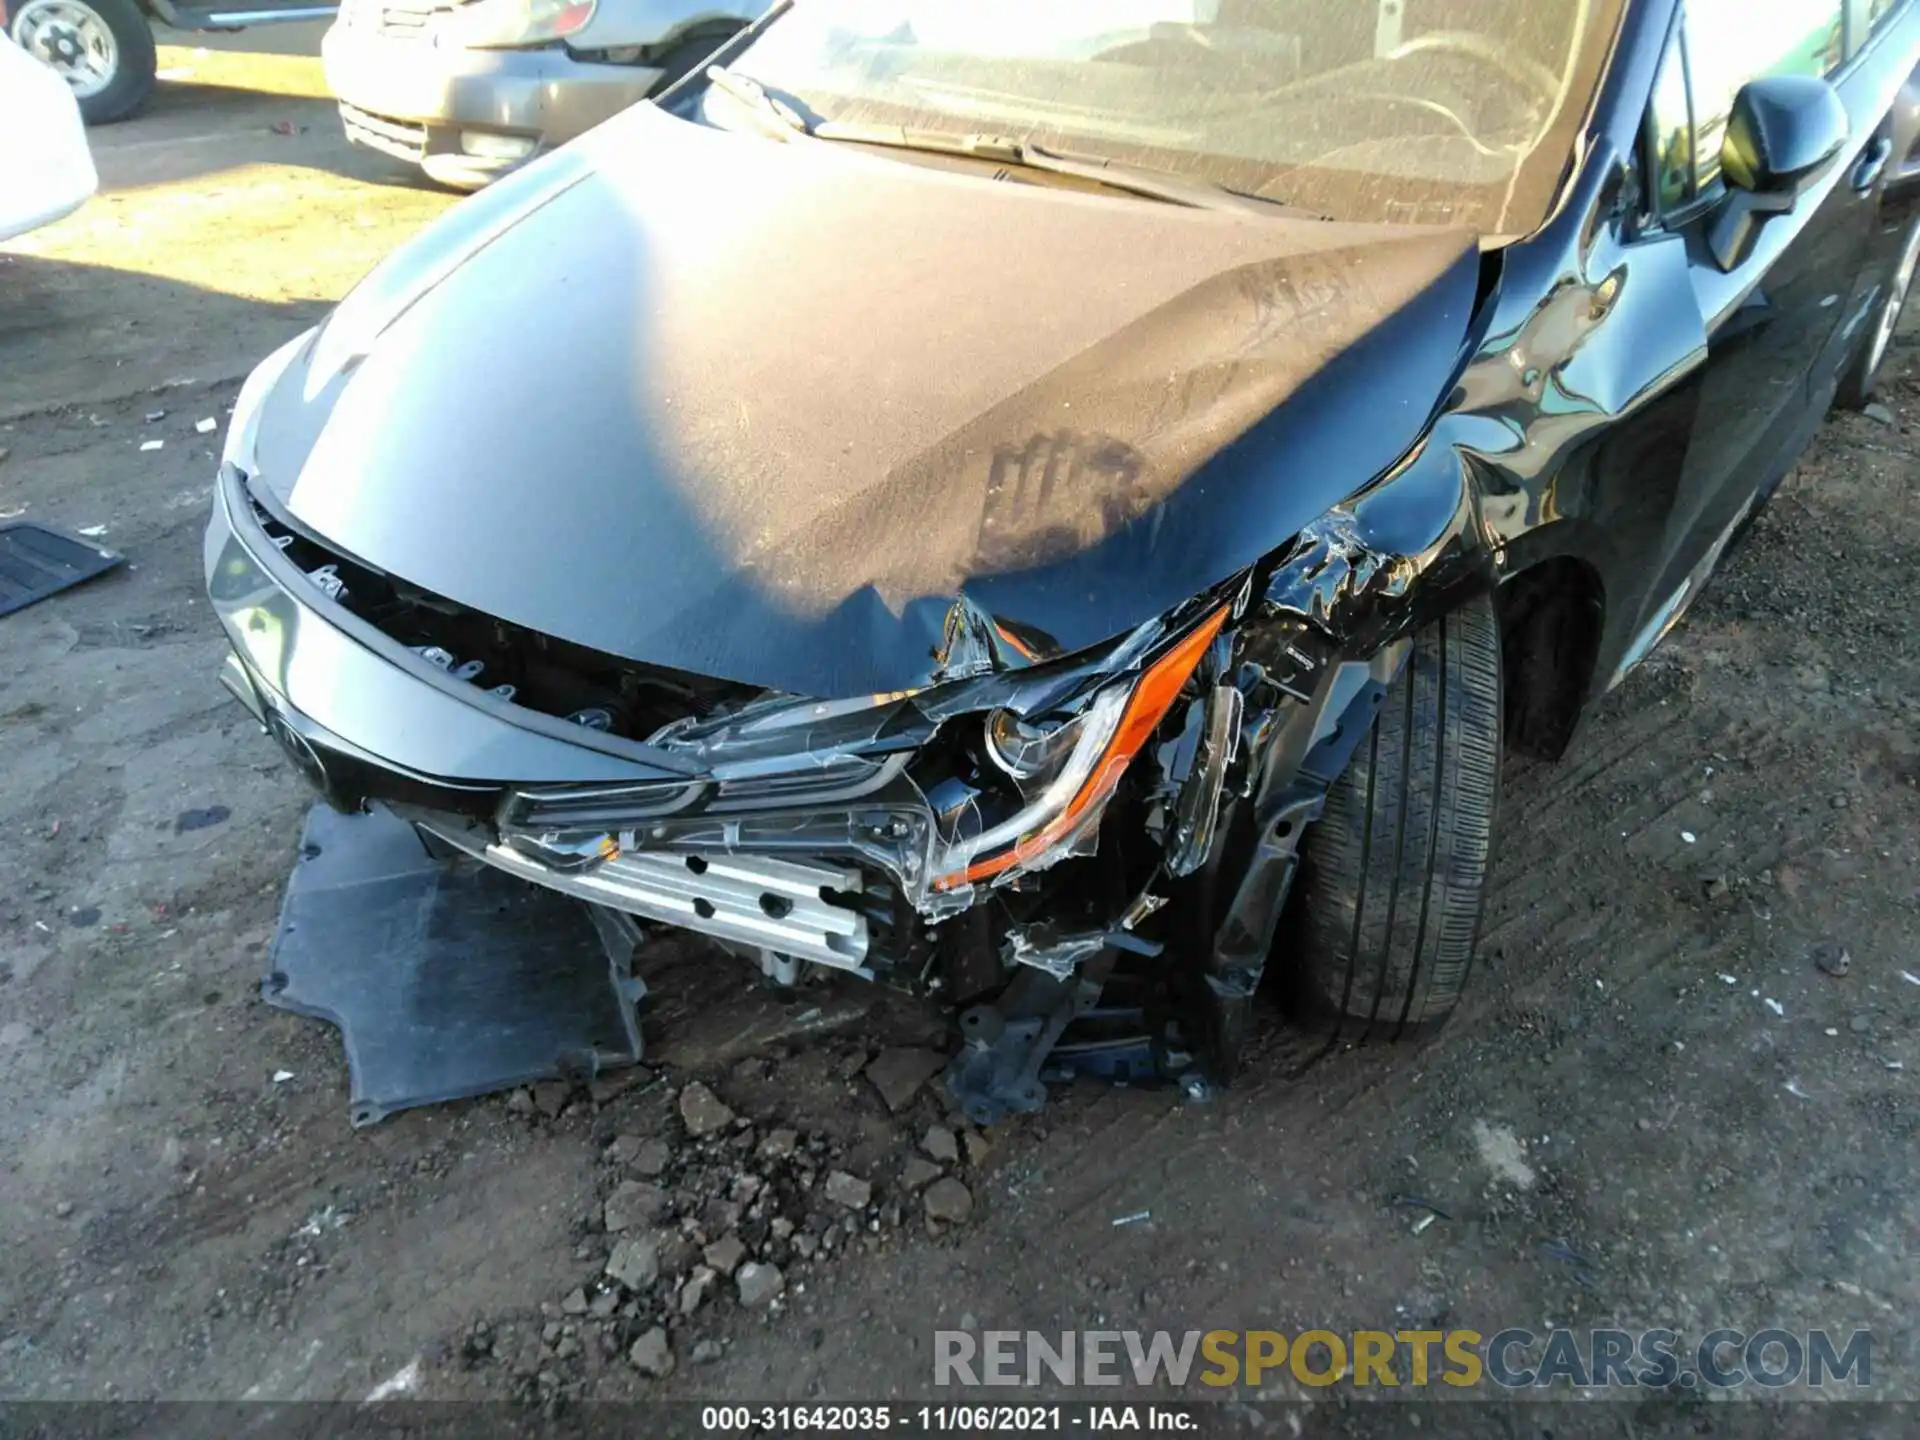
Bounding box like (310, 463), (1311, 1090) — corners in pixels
(605, 1180), (668, 1232)
(1813, 943), (1851, 978)
(679, 1082), (736, 1137)
(1864, 401), (1896, 426)
(634, 1139), (674, 1178)
(864, 1047), (946, 1111)
(736, 1261), (785, 1307)
(901, 1157), (942, 1191)
(605, 1235), (660, 1290)
(532, 1081), (571, 1118)
(603, 1134), (646, 1166)
(704, 1234), (748, 1275)
(679, 1265), (718, 1315)
(560, 1287), (588, 1315)
(924, 1177), (974, 1225)
(824, 1170), (871, 1210)
(759, 1127), (799, 1159)
(691, 1339), (723, 1365)
(628, 1327), (674, 1378)
(921, 1126), (960, 1164)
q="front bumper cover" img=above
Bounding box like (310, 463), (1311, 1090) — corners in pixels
(206, 461), (689, 807)
(321, 20), (660, 179)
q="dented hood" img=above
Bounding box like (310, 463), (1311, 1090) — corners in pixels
(253, 103), (1482, 698)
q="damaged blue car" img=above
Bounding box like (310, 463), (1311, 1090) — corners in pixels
(207, 0), (1920, 1120)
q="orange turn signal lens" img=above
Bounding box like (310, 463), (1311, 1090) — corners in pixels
(936, 605), (1228, 890)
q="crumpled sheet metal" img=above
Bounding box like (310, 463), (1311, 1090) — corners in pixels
(1263, 507), (1419, 631)
(254, 96), (1483, 698)
(265, 803), (644, 1125)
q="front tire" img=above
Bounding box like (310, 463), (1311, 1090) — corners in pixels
(1837, 219), (1920, 410)
(1279, 594), (1502, 1041)
(9, 0), (156, 125)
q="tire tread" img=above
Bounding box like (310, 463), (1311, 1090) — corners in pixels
(1283, 594), (1501, 1040)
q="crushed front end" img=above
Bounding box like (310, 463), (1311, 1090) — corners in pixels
(209, 416), (1476, 1123)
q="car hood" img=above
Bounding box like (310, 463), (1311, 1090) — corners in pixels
(252, 102), (1482, 698)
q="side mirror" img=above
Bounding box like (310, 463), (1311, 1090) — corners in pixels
(1709, 75), (1850, 271)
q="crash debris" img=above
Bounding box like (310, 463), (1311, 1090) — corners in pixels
(0, 521), (124, 618)
(456, 1072), (991, 1400)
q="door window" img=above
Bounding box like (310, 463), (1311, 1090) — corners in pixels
(1685, 0), (1846, 192)
(1645, 30), (1695, 213)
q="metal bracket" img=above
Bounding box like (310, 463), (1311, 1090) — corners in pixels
(944, 958), (1115, 1125)
(1197, 641), (1408, 1077)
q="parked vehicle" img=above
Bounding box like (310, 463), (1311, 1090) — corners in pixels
(206, 0), (1920, 1119)
(322, 0), (763, 189)
(4, 0), (333, 125)
(0, 31), (97, 238)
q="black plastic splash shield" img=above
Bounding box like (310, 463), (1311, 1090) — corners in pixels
(265, 804), (645, 1125)
(0, 521), (123, 617)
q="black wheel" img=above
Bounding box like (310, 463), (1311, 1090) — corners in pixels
(1837, 219), (1920, 410)
(9, 0), (156, 125)
(1279, 593), (1502, 1041)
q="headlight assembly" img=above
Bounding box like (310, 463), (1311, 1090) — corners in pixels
(441, 0), (594, 49)
(981, 707), (1083, 781)
(222, 329), (314, 476)
(930, 605), (1227, 893)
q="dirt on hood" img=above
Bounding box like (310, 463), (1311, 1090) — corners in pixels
(252, 104), (1482, 697)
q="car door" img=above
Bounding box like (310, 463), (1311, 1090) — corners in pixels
(1620, 0), (1877, 664)
(1821, 0), (1920, 392)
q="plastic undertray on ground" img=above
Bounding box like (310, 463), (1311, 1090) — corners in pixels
(0, 521), (123, 616)
(265, 803), (646, 1125)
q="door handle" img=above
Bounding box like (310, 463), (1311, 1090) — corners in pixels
(1853, 136), (1894, 193)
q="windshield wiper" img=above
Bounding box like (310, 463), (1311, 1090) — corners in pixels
(809, 123), (1294, 213)
(695, 75), (1322, 218)
(701, 65), (811, 139)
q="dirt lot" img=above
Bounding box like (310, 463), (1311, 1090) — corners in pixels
(2, 32), (1917, 1435)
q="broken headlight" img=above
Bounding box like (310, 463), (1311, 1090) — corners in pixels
(929, 606), (1226, 893)
(981, 707), (1084, 781)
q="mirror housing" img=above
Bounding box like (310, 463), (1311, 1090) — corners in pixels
(1709, 75), (1850, 271)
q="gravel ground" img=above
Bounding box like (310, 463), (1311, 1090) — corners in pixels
(1, 33), (1916, 1436)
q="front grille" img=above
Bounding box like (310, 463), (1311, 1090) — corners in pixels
(502, 778), (707, 831)
(244, 489), (761, 743)
(376, 0), (441, 36)
(502, 754), (909, 835)
(339, 102), (427, 161)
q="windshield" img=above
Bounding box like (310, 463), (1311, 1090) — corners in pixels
(724, 0), (1624, 233)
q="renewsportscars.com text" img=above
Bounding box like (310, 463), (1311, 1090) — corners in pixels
(934, 1328), (1873, 1391)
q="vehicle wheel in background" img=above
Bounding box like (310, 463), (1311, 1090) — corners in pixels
(1278, 593), (1503, 1042)
(1837, 220), (1920, 410)
(9, 0), (155, 124)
